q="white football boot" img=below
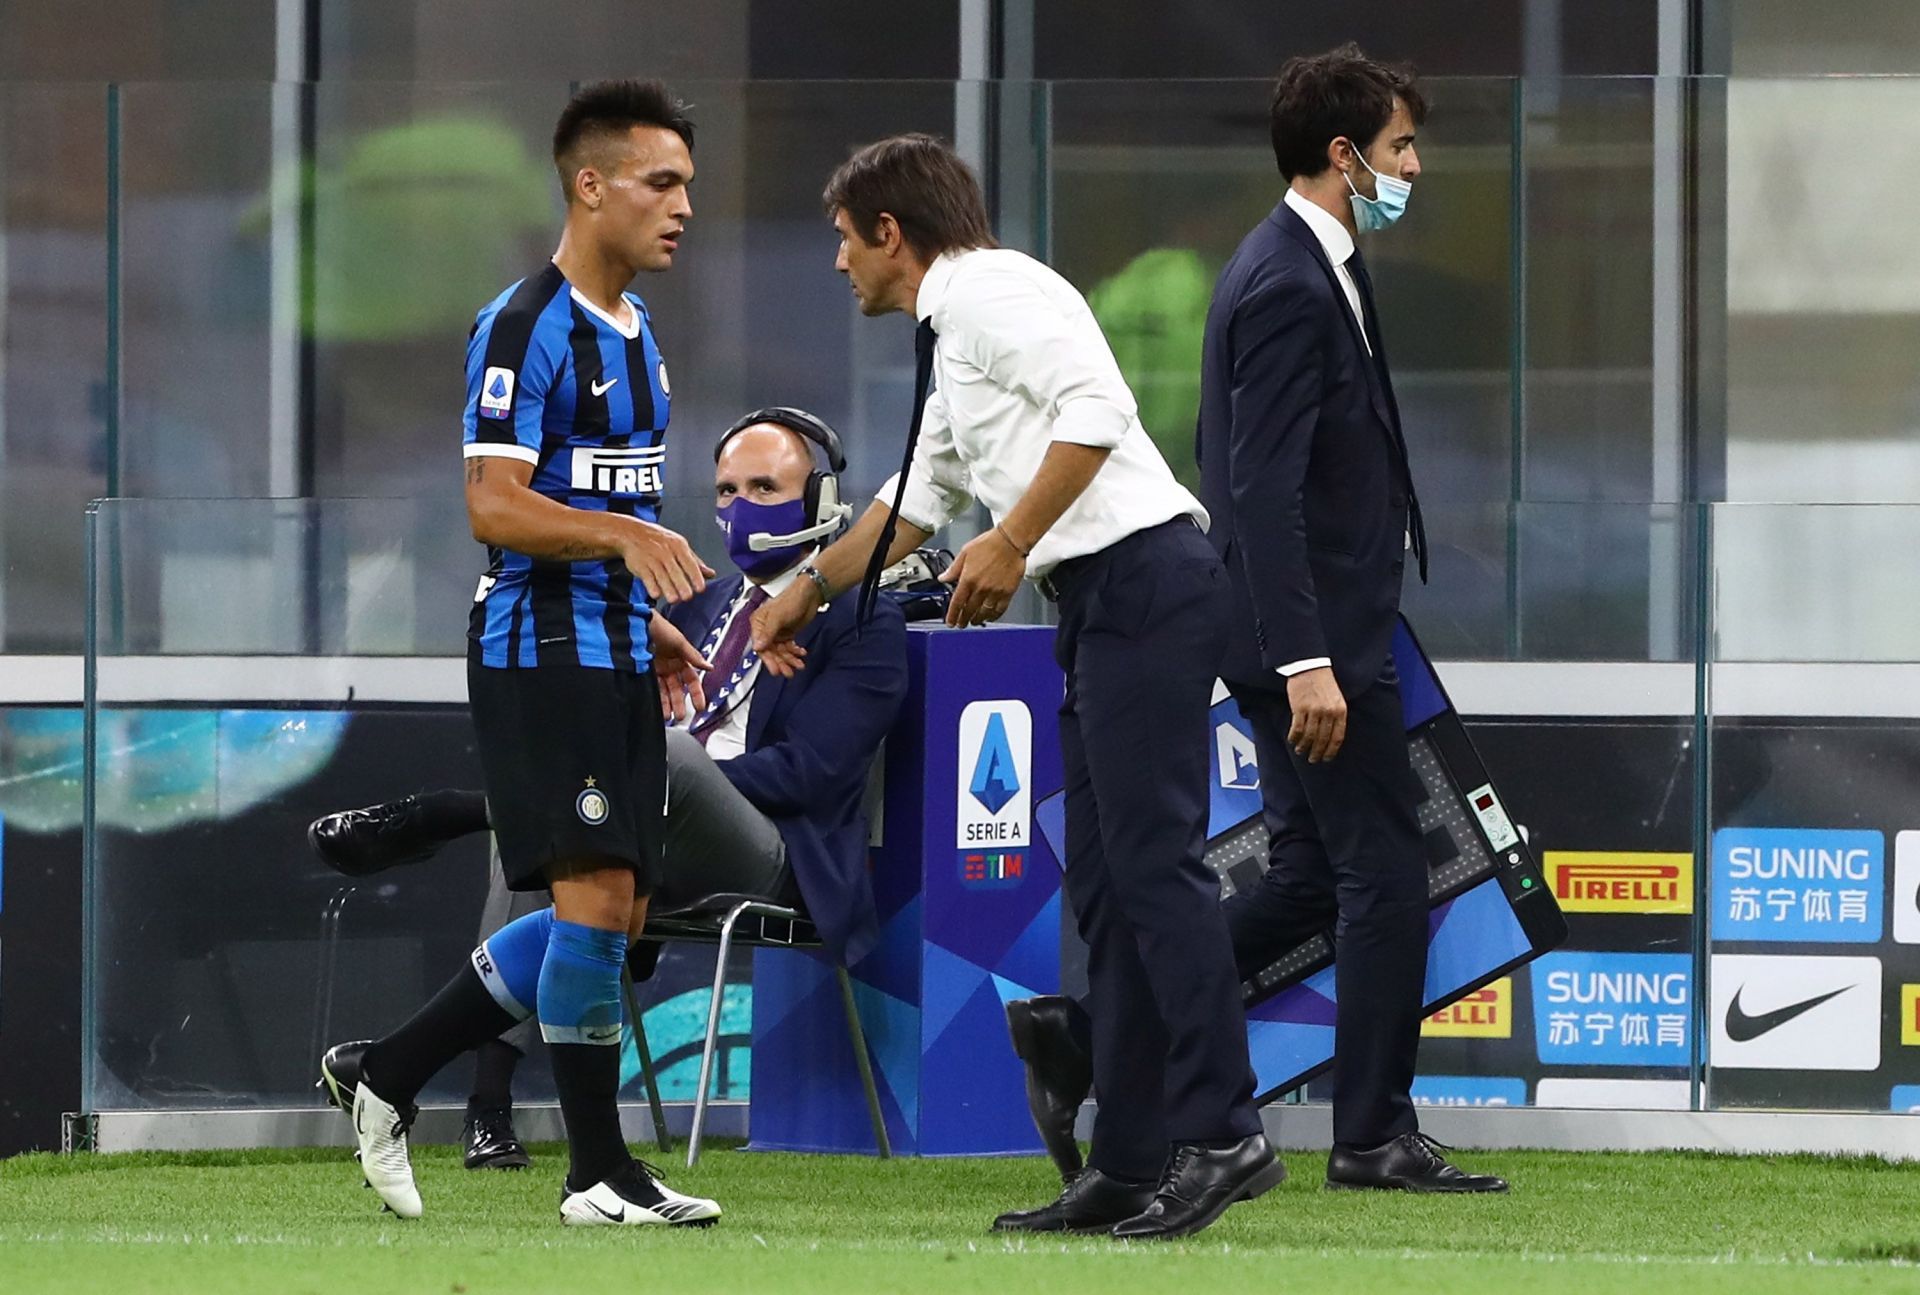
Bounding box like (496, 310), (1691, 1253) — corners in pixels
(559, 1160), (721, 1228)
(350, 1080), (423, 1219)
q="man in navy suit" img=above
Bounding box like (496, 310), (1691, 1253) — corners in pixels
(310, 410), (907, 1162)
(1194, 44), (1503, 1192)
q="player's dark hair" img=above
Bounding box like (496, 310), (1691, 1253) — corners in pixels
(552, 79), (695, 202)
(822, 133), (996, 261)
(1268, 43), (1426, 182)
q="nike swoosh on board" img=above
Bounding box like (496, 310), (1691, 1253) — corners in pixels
(1724, 983), (1852, 1042)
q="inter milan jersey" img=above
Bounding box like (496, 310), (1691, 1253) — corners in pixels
(461, 263), (672, 672)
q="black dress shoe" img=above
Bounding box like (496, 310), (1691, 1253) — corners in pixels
(307, 796), (449, 877)
(318, 1039), (371, 1111)
(1004, 996), (1093, 1180)
(463, 1103), (531, 1170)
(990, 1169), (1157, 1234)
(1110, 1134), (1287, 1241)
(1326, 1133), (1509, 1193)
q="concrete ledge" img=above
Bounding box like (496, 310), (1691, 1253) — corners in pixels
(81, 1100), (1920, 1161)
(81, 1101), (747, 1155)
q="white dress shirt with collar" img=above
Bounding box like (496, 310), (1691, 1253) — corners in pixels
(684, 557), (809, 762)
(1283, 187), (1370, 356)
(877, 246), (1207, 578)
(1268, 188), (1377, 680)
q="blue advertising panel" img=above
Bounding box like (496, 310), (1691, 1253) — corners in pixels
(1711, 828), (1883, 943)
(1528, 951), (1693, 1068)
(1411, 1076), (1529, 1107)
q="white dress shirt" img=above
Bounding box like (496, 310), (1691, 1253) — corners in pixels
(1284, 188), (1370, 356)
(1270, 189), (1374, 679)
(681, 558), (809, 761)
(878, 247), (1207, 577)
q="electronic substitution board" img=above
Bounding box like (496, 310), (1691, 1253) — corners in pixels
(1036, 615), (1567, 1102)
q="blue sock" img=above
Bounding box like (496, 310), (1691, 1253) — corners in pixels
(471, 907), (554, 1021)
(540, 919), (631, 1190)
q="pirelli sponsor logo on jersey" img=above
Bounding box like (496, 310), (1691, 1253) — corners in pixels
(1546, 851), (1694, 914)
(571, 445), (667, 496)
(1422, 978), (1512, 1038)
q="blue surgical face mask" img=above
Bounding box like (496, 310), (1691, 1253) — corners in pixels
(1345, 145), (1411, 233)
(716, 496), (812, 581)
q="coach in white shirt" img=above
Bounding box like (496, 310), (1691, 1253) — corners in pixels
(752, 134), (1281, 1242)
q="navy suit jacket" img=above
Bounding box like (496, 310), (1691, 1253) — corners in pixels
(1196, 199), (1416, 699)
(665, 575), (907, 966)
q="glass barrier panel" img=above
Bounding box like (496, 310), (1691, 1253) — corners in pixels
(1705, 503), (1920, 1113)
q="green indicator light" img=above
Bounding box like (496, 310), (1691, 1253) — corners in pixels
(1520, 877), (1535, 889)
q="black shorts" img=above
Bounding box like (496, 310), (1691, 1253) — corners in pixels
(467, 660), (666, 894)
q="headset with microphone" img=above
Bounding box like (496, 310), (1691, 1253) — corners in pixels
(713, 405), (854, 551)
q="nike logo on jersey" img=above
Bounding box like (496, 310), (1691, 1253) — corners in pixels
(1723, 983), (1852, 1042)
(590, 377), (620, 397)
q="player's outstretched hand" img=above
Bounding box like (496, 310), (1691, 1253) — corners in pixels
(648, 612), (711, 722)
(619, 520), (713, 606)
(750, 582), (816, 678)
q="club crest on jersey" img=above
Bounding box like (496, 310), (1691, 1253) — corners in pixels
(658, 361), (671, 395)
(479, 366), (515, 419)
(577, 778), (610, 826)
(571, 444), (667, 495)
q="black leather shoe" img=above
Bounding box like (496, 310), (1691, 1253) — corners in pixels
(1005, 995), (1093, 1180)
(317, 1039), (371, 1111)
(1326, 1133), (1509, 1193)
(463, 1103), (531, 1170)
(1110, 1134), (1287, 1241)
(990, 1169), (1157, 1234)
(307, 796), (449, 877)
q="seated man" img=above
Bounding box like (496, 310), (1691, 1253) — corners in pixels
(314, 408), (908, 1176)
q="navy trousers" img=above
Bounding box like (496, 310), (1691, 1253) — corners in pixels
(1221, 663), (1429, 1148)
(1051, 518), (1261, 1181)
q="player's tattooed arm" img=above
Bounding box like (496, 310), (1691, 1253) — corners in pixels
(464, 454), (712, 602)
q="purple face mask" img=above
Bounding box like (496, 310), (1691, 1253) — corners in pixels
(716, 496), (812, 580)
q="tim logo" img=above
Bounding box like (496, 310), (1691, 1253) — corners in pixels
(571, 445), (667, 496)
(1547, 851), (1693, 914)
(961, 850), (1025, 890)
(1216, 721), (1259, 790)
(957, 701), (1032, 851)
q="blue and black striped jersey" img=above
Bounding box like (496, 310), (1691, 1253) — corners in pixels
(461, 263), (673, 672)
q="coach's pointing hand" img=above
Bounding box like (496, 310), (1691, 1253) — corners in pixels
(619, 520), (713, 605)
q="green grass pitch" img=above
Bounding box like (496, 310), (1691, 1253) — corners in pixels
(4, 1142), (1920, 1293)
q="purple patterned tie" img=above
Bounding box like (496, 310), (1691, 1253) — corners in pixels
(689, 585), (769, 746)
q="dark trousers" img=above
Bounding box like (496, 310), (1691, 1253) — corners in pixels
(1052, 519), (1261, 1181)
(1221, 663), (1429, 1148)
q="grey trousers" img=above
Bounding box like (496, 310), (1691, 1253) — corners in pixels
(473, 725), (792, 1053)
